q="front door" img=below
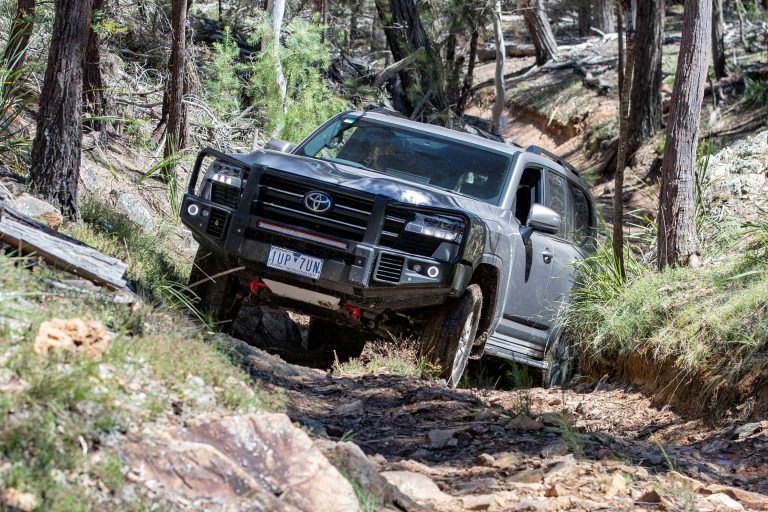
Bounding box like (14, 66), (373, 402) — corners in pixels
(486, 166), (559, 366)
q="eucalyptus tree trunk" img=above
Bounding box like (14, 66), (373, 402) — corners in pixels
(658, 0), (712, 269)
(373, 0), (448, 116)
(1, 0), (35, 78)
(578, 0), (591, 37)
(492, 0), (506, 134)
(456, 27), (479, 113)
(270, 0), (287, 136)
(592, 0), (615, 33)
(163, 0), (189, 172)
(711, 0), (728, 78)
(29, 0), (94, 220)
(612, 0), (636, 282)
(627, 0), (664, 154)
(83, 0), (107, 135)
(518, 0), (559, 65)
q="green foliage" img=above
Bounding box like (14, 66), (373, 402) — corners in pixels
(246, 14), (347, 142)
(92, 9), (128, 39)
(744, 77), (768, 107)
(558, 413), (584, 457)
(565, 228), (768, 379)
(205, 27), (242, 116)
(0, 34), (32, 169)
(64, 195), (190, 307)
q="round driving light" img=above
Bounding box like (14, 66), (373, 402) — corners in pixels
(427, 266), (439, 278)
(413, 264), (422, 272)
(187, 204), (199, 216)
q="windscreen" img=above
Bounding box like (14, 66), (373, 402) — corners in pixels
(298, 117), (511, 204)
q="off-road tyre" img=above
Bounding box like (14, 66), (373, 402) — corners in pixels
(419, 284), (483, 388)
(543, 333), (573, 388)
(187, 247), (241, 326)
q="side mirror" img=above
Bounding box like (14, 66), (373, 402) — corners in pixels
(521, 203), (560, 243)
(265, 139), (296, 153)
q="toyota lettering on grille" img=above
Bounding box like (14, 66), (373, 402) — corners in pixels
(303, 191), (333, 213)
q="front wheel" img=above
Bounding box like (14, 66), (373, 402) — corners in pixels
(419, 284), (483, 388)
(187, 247), (241, 327)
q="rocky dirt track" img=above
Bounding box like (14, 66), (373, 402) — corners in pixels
(217, 334), (768, 512)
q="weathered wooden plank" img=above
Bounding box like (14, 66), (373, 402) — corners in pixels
(0, 204), (127, 289)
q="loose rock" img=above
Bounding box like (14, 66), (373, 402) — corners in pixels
(14, 193), (63, 229)
(33, 318), (111, 359)
(381, 470), (453, 504)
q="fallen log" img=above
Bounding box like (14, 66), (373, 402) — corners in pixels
(477, 42), (537, 62)
(0, 204), (128, 289)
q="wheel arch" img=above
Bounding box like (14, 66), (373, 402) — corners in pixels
(469, 262), (500, 357)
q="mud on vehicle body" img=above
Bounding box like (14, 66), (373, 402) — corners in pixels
(181, 111), (597, 387)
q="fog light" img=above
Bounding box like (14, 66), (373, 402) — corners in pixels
(427, 266), (439, 278)
(413, 264), (422, 272)
(187, 204), (199, 216)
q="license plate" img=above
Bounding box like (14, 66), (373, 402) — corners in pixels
(267, 246), (323, 279)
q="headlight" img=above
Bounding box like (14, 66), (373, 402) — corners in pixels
(199, 160), (245, 199)
(404, 213), (464, 243)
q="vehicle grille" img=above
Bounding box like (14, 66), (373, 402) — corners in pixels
(206, 208), (228, 238)
(211, 183), (240, 208)
(246, 230), (355, 265)
(375, 253), (404, 283)
(253, 174), (375, 242)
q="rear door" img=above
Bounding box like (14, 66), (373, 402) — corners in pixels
(539, 171), (583, 336)
(486, 167), (593, 366)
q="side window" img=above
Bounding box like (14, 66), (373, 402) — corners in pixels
(545, 171), (569, 239)
(515, 167), (542, 225)
(569, 182), (593, 246)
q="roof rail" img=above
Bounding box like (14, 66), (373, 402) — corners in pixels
(364, 106), (408, 119)
(525, 145), (579, 175)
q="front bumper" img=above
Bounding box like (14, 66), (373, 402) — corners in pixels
(181, 194), (473, 312)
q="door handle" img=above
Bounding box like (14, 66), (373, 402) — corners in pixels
(542, 248), (553, 264)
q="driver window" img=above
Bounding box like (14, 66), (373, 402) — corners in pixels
(315, 127), (357, 160)
(515, 167), (542, 224)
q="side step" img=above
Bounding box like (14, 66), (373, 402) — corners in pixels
(484, 335), (547, 369)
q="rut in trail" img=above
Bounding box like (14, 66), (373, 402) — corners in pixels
(221, 335), (768, 512)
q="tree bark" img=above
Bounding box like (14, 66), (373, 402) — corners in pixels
(373, 0), (447, 115)
(518, 0), (559, 65)
(617, 6), (624, 100)
(578, 0), (591, 37)
(612, 0), (636, 282)
(492, 0), (506, 134)
(163, 0), (189, 172)
(627, 0), (664, 155)
(592, 0), (615, 33)
(271, 0), (287, 113)
(29, 0), (94, 220)
(711, 0), (727, 78)
(658, 0), (711, 269)
(456, 27), (479, 113)
(1, 0), (36, 78)
(83, 0), (107, 134)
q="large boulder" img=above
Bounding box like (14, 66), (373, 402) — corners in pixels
(704, 130), (768, 222)
(122, 412), (360, 511)
(109, 190), (155, 232)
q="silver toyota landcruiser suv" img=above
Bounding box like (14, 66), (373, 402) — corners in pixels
(181, 111), (597, 387)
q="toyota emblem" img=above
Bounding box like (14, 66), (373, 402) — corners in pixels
(303, 191), (333, 213)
